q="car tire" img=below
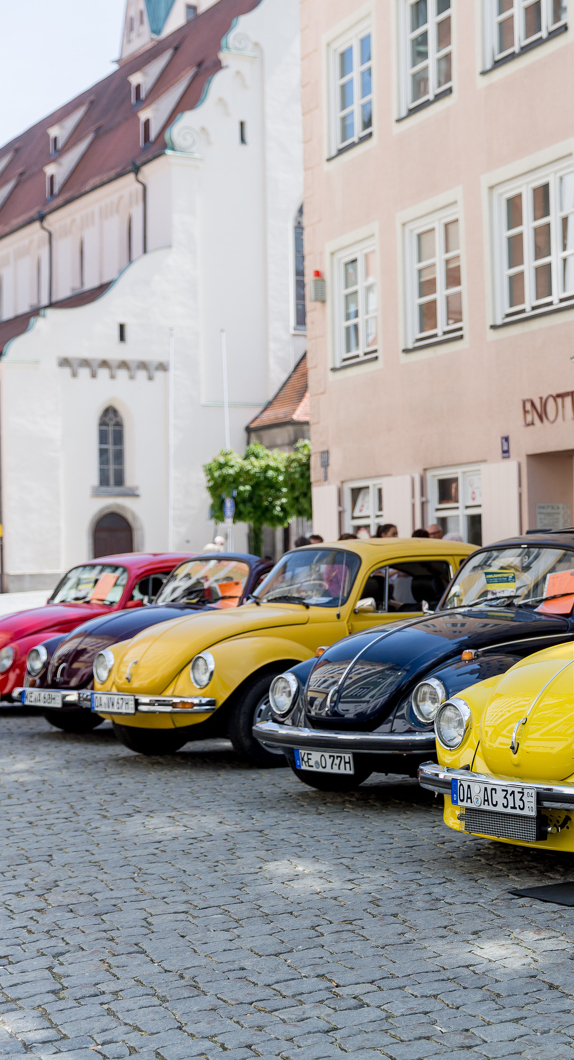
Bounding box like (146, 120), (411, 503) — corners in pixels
(44, 709), (104, 734)
(289, 760), (372, 792)
(112, 722), (190, 755)
(228, 672), (288, 767)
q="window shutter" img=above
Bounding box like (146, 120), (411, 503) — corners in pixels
(481, 461), (521, 543)
(383, 474), (414, 536)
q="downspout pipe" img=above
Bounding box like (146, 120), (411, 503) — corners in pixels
(37, 211), (53, 305)
(132, 162), (147, 253)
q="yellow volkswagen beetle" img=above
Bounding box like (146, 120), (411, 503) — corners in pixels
(419, 641), (574, 851)
(93, 539), (473, 763)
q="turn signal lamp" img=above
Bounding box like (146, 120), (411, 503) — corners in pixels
(461, 649), (476, 662)
(315, 646), (327, 656)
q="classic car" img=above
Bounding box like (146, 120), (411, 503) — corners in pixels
(91, 539), (474, 763)
(253, 532), (574, 790)
(418, 640), (574, 851)
(0, 552), (193, 701)
(21, 554), (272, 734)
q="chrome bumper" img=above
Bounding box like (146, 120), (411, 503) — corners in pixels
(132, 696), (216, 714)
(418, 761), (574, 810)
(253, 720), (436, 755)
(14, 687), (91, 706)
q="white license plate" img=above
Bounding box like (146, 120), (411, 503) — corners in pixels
(452, 777), (536, 817)
(294, 749), (354, 774)
(91, 693), (135, 715)
(22, 689), (63, 708)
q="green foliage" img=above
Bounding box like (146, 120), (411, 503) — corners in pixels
(203, 439), (312, 555)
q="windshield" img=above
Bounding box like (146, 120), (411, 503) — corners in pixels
(443, 546), (574, 610)
(155, 559), (250, 608)
(50, 564), (128, 606)
(256, 549), (361, 608)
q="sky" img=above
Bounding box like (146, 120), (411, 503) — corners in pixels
(0, 0), (126, 146)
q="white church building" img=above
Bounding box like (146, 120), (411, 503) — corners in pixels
(0, 0), (305, 590)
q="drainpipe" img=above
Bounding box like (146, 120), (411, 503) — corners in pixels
(37, 211), (53, 305)
(132, 162), (147, 253)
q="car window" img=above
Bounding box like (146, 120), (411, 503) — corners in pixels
(50, 565), (128, 606)
(155, 559), (250, 608)
(443, 545), (574, 609)
(385, 561), (452, 612)
(131, 571), (172, 604)
(256, 549), (361, 608)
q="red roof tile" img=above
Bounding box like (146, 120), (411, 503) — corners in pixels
(247, 353), (309, 430)
(0, 283), (111, 354)
(0, 0), (261, 239)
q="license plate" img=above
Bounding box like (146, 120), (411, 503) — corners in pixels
(22, 689), (63, 708)
(294, 749), (354, 774)
(91, 693), (135, 715)
(451, 777), (536, 817)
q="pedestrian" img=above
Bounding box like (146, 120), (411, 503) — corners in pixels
(427, 524), (443, 539)
(339, 532), (358, 540)
(412, 528), (429, 537)
(376, 524), (398, 538)
(309, 534), (324, 544)
(294, 535), (311, 547)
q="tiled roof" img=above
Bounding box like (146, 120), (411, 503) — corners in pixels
(0, 283), (111, 355)
(0, 0), (260, 240)
(247, 353), (309, 430)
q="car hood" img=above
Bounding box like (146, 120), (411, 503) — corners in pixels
(107, 603), (309, 694)
(0, 603), (107, 648)
(305, 607), (570, 725)
(479, 644), (574, 782)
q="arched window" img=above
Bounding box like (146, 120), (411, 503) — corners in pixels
(99, 407), (124, 488)
(294, 204), (306, 330)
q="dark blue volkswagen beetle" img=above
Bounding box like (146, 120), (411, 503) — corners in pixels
(253, 532), (574, 791)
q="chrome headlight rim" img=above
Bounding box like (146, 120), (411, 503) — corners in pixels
(0, 645), (15, 674)
(93, 648), (115, 685)
(190, 651), (215, 689)
(412, 677), (447, 724)
(27, 644), (48, 677)
(435, 696), (471, 750)
(269, 671), (299, 718)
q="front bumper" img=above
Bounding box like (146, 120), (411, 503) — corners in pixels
(16, 688), (217, 715)
(253, 719), (436, 755)
(418, 761), (574, 810)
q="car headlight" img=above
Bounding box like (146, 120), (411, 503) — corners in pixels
(93, 649), (115, 685)
(0, 646), (14, 674)
(27, 644), (48, 677)
(190, 651), (215, 689)
(269, 672), (299, 718)
(435, 697), (471, 750)
(412, 677), (446, 724)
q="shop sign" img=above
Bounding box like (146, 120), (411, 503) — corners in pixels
(522, 392), (574, 426)
(537, 503), (571, 530)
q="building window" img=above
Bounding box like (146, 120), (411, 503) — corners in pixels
(485, 0), (567, 67)
(129, 15), (135, 37)
(402, 0), (452, 113)
(427, 465), (482, 544)
(239, 120), (247, 144)
(139, 6), (145, 26)
(79, 237), (84, 289)
(134, 82), (142, 103)
(50, 135), (59, 155)
(294, 205), (306, 331)
(119, 323), (126, 343)
(36, 257), (42, 306)
(405, 207), (462, 346)
(331, 24), (372, 154)
(186, 4), (198, 18)
(142, 118), (151, 144)
(47, 173), (56, 199)
(99, 407), (124, 489)
(334, 240), (377, 365)
(345, 479), (384, 536)
(494, 161), (574, 323)
(127, 215), (133, 263)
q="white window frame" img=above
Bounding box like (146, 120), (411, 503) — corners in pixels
(329, 19), (373, 156)
(344, 478), (384, 536)
(484, 0), (567, 68)
(493, 158), (574, 324)
(427, 464), (483, 544)
(405, 205), (463, 347)
(399, 0), (453, 116)
(333, 238), (378, 366)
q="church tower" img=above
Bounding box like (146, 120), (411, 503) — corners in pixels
(120, 0), (219, 60)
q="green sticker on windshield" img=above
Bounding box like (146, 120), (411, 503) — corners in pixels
(484, 569), (516, 592)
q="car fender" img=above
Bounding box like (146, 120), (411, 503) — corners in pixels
(177, 634), (314, 707)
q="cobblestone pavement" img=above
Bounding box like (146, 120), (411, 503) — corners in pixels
(1, 713), (574, 1060)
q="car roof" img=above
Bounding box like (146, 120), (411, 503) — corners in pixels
(294, 539), (475, 561)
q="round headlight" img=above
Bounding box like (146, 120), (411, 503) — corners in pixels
(412, 677), (446, 723)
(27, 644), (48, 677)
(93, 648), (115, 685)
(435, 697), (471, 750)
(190, 652), (215, 689)
(0, 646), (14, 674)
(269, 672), (299, 718)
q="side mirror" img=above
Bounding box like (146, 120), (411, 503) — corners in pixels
(354, 597), (376, 614)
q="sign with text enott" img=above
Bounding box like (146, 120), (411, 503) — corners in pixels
(523, 392), (574, 426)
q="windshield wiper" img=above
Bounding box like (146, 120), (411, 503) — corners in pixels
(516, 591), (574, 607)
(246, 593), (261, 606)
(446, 594), (519, 610)
(262, 593), (310, 609)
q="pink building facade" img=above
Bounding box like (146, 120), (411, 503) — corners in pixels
(303, 0), (574, 545)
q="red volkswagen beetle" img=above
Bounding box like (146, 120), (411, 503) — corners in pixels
(0, 552), (194, 701)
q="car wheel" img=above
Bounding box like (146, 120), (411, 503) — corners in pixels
(112, 722), (190, 755)
(289, 760), (372, 792)
(228, 673), (288, 767)
(43, 709), (104, 734)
